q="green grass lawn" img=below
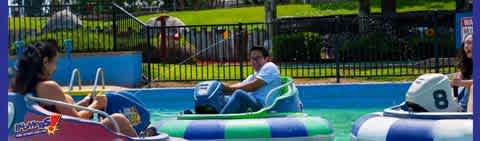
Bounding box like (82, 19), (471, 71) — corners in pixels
(138, 0), (455, 25)
(143, 63), (456, 81)
(10, 0), (455, 30)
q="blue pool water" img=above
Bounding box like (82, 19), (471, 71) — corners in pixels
(122, 82), (411, 141)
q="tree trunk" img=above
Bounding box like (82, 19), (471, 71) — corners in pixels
(193, 0), (200, 9)
(24, 0), (44, 16)
(456, 0), (466, 11)
(457, 0), (473, 11)
(381, 0), (396, 17)
(358, 0), (370, 17)
(265, 0), (276, 49)
(358, 0), (370, 33)
(177, 0), (185, 9)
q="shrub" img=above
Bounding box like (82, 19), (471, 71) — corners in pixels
(10, 29), (114, 55)
(272, 32), (325, 62)
(271, 28), (456, 63)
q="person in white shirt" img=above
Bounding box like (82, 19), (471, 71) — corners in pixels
(220, 46), (281, 114)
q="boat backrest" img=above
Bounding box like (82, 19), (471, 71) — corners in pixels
(8, 93), (27, 132)
(263, 76), (303, 113)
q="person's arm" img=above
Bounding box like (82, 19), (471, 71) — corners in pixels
(467, 85), (473, 112)
(223, 78), (265, 95)
(463, 80), (473, 87)
(452, 79), (473, 88)
(75, 94), (107, 108)
(451, 72), (473, 87)
(76, 96), (93, 107)
(36, 81), (99, 119)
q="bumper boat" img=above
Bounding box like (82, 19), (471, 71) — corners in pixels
(8, 75), (183, 141)
(351, 74), (473, 141)
(154, 77), (335, 141)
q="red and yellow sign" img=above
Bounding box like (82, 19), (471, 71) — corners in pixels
(46, 114), (62, 135)
(15, 114), (62, 137)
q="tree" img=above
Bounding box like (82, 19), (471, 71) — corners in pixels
(24, 0), (44, 16)
(456, 0), (472, 11)
(358, 0), (370, 32)
(381, 0), (396, 17)
(358, 0), (370, 17)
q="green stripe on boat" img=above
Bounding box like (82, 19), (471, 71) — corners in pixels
(298, 117), (334, 136)
(157, 120), (190, 137)
(224, 119), (271, 139)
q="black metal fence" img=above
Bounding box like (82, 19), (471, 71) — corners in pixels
(8, 3), (459, 82)
(8, 3), (116, 54)
(271, 12), (457, 80)
(138, 11), (458, 81)
(144, 23), (269, 81)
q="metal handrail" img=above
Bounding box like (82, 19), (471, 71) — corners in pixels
(112, 3), (147, 26)
(92, 68), (106, 100)
(68, 68), (82, 95)
(25, 95), (121, 133)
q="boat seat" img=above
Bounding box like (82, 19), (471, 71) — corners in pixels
(8, 93), (27, 132)
(263, 76), (303, 113)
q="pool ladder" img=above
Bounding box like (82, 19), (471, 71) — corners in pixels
(92, 67), (106, 99)
(68, 68), (82, 96)
(30, 68), (120, 132)
(68, 67), (107, 122)
(68, 67), (106, 99)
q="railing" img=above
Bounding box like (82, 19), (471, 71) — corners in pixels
(145, 22), (268, 81)
(141, 19), (457, 81)
(8, 3), (115, 54)
(111, 3), (149, 52)
(68, 68), (82, 95)
(9, 3), (459, 82)
(270, 12), (457, 82)
(92, 67), (106, 99)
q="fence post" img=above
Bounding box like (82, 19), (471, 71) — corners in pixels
(146, 26), (152, 88)
(112, 4), (117, 51)
(433, 11), (440, 73)
(238, 23), (244, 80)
(64, 39), (73, 81)
(14, 41), (25, 60)
(335, 16), (341, 83)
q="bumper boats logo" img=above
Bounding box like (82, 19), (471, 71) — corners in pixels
(14, 114), (62, 137)
(123, 107), (141, 126)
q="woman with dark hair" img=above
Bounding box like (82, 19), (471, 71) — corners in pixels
(12, 40), (138, 137)
(451, 34), (474, 112)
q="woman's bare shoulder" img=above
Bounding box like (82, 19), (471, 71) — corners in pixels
(37, 80), (60, 87)
(36, 80), (63, 98)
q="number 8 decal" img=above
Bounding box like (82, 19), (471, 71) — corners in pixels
(433, 90), (448, 109)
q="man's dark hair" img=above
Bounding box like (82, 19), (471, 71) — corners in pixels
(249, 46), (269, 57)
